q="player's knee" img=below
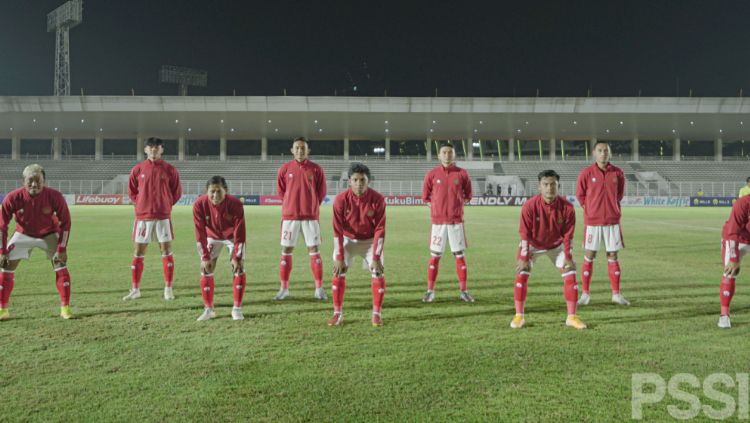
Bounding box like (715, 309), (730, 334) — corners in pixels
(607, 252), (618, 260)
(585, 250), (597, 260)
(282, 246), (294, 254)
(453, 251), (464, 257)
(430, 250), (442, 257)
(307, 246), (319, 253)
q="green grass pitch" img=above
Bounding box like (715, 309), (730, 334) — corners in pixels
(1, 205), (745, 422)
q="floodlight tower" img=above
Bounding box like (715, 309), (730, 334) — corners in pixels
(47, 0), (83, 96)
(159, 65), (208, 95)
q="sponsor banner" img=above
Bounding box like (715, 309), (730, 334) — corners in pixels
(260, 195), (283, 206)
(384, 195), (425, 206)
(175, 195), (199, 206)
(620, 196), (645, 207)
(469, 196), (530, 206)
(74, 194), (124, 205)
(690, 196), (737, 207)
(0, 194), (4, 203)
(642, 196), (690, 207)
(235, 195), (260, 206)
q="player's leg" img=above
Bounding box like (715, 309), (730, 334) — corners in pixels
(302, 220), (326, 299)
(224, 240), (246, 320)
(328, 239), (351, 326)
(449, 224), (472, 302)
(511, 244), (532, 329)
(197, 255), (219, 321)
(366, 243), (385, 327)
(604, 225), (628, 305)
(718, 241), (748, 328)
(47, 234), (73, 319)
(156, 219), (176, 300)
(0, 259), (20, 320)
(425, 224), (447, 302)
(578, 225), (600, 305)
(126, 219), (151, 300)
(277, 220), (301, 300)
(552, 249), (586, 330)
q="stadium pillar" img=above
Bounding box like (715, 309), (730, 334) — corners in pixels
(425, 137), (431, 161)
(715, 138), (723, 162)
(343, 137), (349, 160)
(220, 136), (227, 161)
(673, 137), (681, 161)
(549, 138), (556, 161)
(261, 137), (268, 161)
(632, 137), (639, 161)
(11, 135), (20, 160)
(95, 134), (103, 161)
(136, 135), (144, 161)
(385, 136), (390, 160)
(508, 137), (515, 161)
(466, 138), (474, 160)
(178, 136), (185, 161)
(53, 136), (61, 160)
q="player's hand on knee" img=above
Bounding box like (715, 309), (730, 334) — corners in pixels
(201, 259), (215, 274)
(230, 258), (243, 274)
(724, 262), (741, 277)
(52, 251), (67, 267)
(0, 254), (7, 269)
(370, 259), (384, 277)
(516, 259), (530, 273)
(332, 260), (346, 276)
(563, 259), (576, 271)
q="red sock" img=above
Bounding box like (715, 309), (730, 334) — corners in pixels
(279, 254), (292, 289)
(162, 254), (174, 288)
(607, 260), (621, 294)
(563, 272), (578, 315)
(514, 272), (529, 314)
(581, 258), (593, 294)
(55, 267), (72, 306)
(200, 274), (215, 308)
(720, 275), (736, 316)
(371, 276), (385, 313)
(233, 272), (246, 308)
(427, 255), (441, 291)
(455, 255), (468, 292)
(332, 275), (346, 313)
(0, 271), (15, 308)
(310, 253), (323, 289)
(131, 256), (144, 289)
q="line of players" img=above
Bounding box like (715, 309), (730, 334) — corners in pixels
(0, 137), (745, 329)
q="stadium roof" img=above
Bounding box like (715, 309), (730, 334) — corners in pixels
(0, 96), (748, 141)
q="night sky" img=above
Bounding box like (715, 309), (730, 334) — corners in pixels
(1, 0), (749, 98)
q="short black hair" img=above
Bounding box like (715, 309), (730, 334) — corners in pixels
(538, 169), (560, 181)
(206, 175), (228, 190)
(348, 162), (371, 180)
(593, 140), (609, 149)
(746, 176), (750, 183)
(145, 137), (164, 147)
(440, 142), (454, 150)
(293, 136), (308, 144)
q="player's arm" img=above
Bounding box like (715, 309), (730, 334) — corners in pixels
(331, 197), (347, 276)
(370, 199), (386, 276)
(617, 170), (625, 202)
(276, 165), (286, 198)
(316, 167), (327, 205)
(421, 173), (432, 204)
(516, 205), (533, 272)
(53, 194), (72, 265)
(192, 203), (213, 273)
(170, 167), (182, 205)
(575, 172), (586, 208)
(231, 201), (246, 273)
(0, 199), (14, 266)
(462, 171), (473, 202)
(562, 205), (577, 269)
(127, 166), (139, 204)
(724, 201), (750, 269)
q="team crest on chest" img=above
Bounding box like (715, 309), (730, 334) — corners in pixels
(366, 209), (375, 217)
(436, 179), (442, 184)
(288, 173), (294, 178)
(18, 208), (24, 215)
(453, 179), (459, 185)
(557, 217), (563, 224)
(592, 177), (597, 183)
(42, 207), (52, 215)
(223, 213), (233, 221)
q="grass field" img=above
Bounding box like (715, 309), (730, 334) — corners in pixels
(1, 205), (746, 422)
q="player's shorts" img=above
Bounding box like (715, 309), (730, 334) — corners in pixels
(280, 220), (321, 247)
(133, 219), (174, 244)
(583, 224), (624, 252)
(722, 239), (750, 266)
(333, 236), (384, 271)
(6, 232), (58, 261)
(517, 243), (567, 270)
(429, 223), (467, 253)
(197, 238), (241, 261)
